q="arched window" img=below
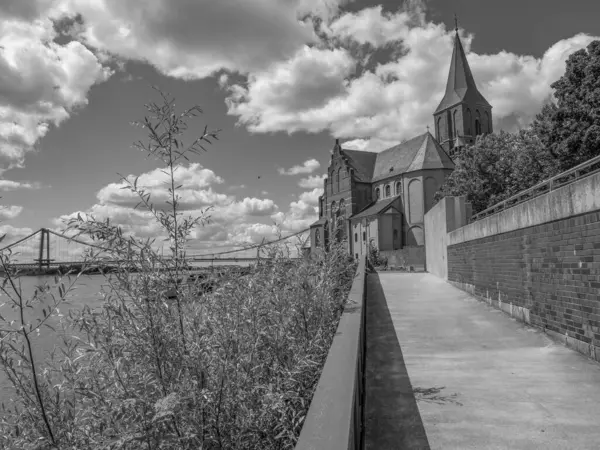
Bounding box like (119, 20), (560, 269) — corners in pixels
(466, 108), (472, 136)
(315, 229), (321, 247)
(453, 109), (459, 139)
(354, 233), (358, 243)
(385, 184), (391, 197)
(330, 201), (336, 219)
(375, 187), (380, 200)
(339, 198), (346, 218)
(395, 181), (402, 196)
(475, 110), (482, 135)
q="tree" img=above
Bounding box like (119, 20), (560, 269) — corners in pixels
(435, 129), (553, 214)
(532, 40), (600, 171)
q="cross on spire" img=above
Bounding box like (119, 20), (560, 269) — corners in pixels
(454, 13), (458, 33)
(426, 125), (430, 133)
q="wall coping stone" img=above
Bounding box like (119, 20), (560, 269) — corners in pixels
(295, 256), (367, 450)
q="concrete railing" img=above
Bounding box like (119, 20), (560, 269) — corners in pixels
(470, 153), (600, 222)
(295, 256), (368, 450)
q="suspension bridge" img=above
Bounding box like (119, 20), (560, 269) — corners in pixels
(0, 227), (310, 271)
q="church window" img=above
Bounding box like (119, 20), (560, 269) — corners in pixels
(363, 231), (366, 241)
(485, 111), (491, 133)
(466, 108), (472, 136)
(315, 229), (321, 247)
(453, 109), (459, 139)
(475, 110), (482, 135)
(354, 233), (358, 243)
(385, 184), (391, 197)
(330, 201), (336, 219)
(395, 181), (402, 196)
(336, 169), (340, 192)
(375, 187), (380, 200)
(339, 198), (346, 218)
(436, 117), (442, 142)
(393, 229), (398, 240)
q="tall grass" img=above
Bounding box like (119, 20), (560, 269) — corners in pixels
(0, 89), (356, 449)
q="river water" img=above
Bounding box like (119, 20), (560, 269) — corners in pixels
(0, 263), (248, 406)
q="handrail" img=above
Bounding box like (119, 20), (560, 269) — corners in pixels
(295, 255), (367, 450)
(470, 153), (600, 223)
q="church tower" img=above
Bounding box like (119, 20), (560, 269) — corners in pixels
(433, 22), (492, 153)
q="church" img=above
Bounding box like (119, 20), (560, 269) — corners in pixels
(310, 26), (493, 258)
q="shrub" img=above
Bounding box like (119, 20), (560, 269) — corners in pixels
(0, 89), (356, 449)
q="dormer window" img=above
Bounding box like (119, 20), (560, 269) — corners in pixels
(385, 185), (391, 197)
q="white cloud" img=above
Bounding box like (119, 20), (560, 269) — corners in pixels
(0, 179), (42, 190)
(298, 173), (326, 188)
(278, 158), (321, 175)
(0, 13), (112, 171)
(0, 205), (23, 220)
(0, 224), (34, 246)
(50, 0), (352, 80)
(54, 163), (281, 252)
(222, 4), (600, 146)
(271, 187), (322, 232)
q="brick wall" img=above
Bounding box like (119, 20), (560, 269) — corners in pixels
(448, 210), (600, 359)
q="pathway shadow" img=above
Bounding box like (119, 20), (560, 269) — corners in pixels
(364, 273), (431, 450)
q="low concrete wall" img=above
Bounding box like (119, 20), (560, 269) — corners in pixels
(423, 196), (470, 279)
(448, 169), (600, 246)
(380, 247), (425, 270)
(295, 256), (367, 450)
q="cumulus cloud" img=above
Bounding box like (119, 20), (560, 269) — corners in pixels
(278, 158), (321, 175)
(271, 187), (322, 232)
(0, 205), (23, 220)
(0, 12), (112, 171)
(222, 4), (600, 146)
(54, 163), (281, 252)
(298, 174), (326, 188)
(50, 0), (353, 80)
(0, 179), (42, 190)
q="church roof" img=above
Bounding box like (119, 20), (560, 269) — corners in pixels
(371, 132), (454, 182)
(310, 217), (328, 227)
(340, 148), (377, 182)
(434, 31), (491, 114)
(351, 195), (401, 220)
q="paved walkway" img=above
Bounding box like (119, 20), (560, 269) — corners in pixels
(364, 272), (600, 450)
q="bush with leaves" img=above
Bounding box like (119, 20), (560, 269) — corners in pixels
(0, 88), (357, 449)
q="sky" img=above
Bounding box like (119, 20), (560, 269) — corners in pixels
(1, 0), (600, 254)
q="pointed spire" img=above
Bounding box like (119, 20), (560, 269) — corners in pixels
(434, 24), (491, 114)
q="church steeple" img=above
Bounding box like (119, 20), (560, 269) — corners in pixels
(433, 21), (493, 153)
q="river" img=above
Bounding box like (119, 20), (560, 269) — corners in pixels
(0, 263), (249, 407)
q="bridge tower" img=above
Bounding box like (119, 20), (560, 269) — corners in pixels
(38, 228), (51, 269)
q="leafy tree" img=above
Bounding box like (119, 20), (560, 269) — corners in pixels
(435, 129), (555, 214)
(532, 40), (600, 171)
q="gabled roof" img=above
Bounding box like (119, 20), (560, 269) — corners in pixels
(340, 148), (377, 182)
(371, 132), (454, 182)
(351, 195), (401, 220)
(310, 217), (328, 227)
(434, 31), (491, 114)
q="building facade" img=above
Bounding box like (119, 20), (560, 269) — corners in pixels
(310, 28), (493, 258)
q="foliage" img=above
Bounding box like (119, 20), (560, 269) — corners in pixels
(367, 240), (387, 268)
(435, 130), (554, 214)
(436, 40), (600, 215)
(532, 40), (600, 171)
(0, 88), (357, 449)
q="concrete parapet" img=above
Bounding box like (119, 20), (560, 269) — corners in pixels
(449, 170), (600, 245)
(295, 256), (367, 450)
